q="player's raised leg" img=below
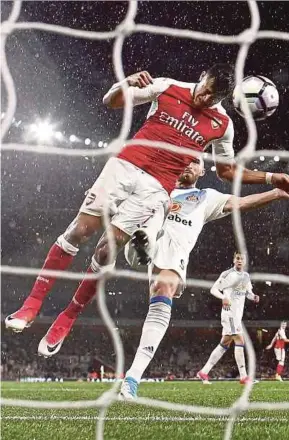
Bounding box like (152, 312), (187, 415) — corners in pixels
(197, 336), (231, 384)
(119, 268), (179, 400)
(5, 157), (135, 333)
(38, 226), (129, 357)
(5, 213), (101, 333)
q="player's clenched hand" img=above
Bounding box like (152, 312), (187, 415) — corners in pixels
(272, 173), (289, 192)
(265, 345), (272, 350)
(253, 295), (260, 303)
(127, 71), (153, 88)
(222, 298), (231, 311)
(274, 187), (289, 199)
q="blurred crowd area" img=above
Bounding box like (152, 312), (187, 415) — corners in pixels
(2, 270), (289, 322)
(2, 324), (287, 381)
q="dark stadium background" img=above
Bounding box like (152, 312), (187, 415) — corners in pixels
(1, 1), (289, 380)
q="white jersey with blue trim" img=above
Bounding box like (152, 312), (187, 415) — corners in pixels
(165, 187), (230, 255)
(217, 268), (254, 322)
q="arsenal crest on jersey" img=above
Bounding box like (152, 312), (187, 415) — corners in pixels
(211, 117), (223, 129)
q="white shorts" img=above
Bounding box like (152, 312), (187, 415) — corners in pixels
(274, 347), (285, 363)
(221, 311), (243, 336)
(149, 230), (188, 297)
(80, 157), (170, 236)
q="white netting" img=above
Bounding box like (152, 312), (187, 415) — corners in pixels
(1, 1), (289, 439)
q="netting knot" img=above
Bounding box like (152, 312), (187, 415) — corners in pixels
(108, 138), (125, 154)
(231, 398), (249, 415)
(115, 20), (135, 37)
(238, 28), (257, 44)
(1, 21), (14, 36)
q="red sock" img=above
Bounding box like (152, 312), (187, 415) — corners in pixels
(23, 243), (74, 309)
(277, 364), (284, 375)
(64, 267), (98, 319)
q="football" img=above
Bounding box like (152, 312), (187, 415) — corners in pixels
(233, 75), (279, 121)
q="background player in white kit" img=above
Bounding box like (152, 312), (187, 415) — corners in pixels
(197, 252), (259, 385)
(266, 321), (289, 381)
(120, 160), (289, 399)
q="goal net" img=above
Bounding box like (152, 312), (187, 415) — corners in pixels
(1, 1), (289, 440)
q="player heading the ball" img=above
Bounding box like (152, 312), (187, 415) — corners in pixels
(6, 66), (289, 356)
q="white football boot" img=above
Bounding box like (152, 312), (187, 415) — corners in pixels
(118, 377), (139, 401)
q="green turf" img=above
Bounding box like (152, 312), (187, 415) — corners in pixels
(1, 381), (289, 440)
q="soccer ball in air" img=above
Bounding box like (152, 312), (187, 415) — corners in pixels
(233, 75), (279, 121)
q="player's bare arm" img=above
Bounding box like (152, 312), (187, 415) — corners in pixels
(216, 162), (289, 193)
(103, 71), (153, 108)
(266, 333), (278, 350)
(223, 188), (289, 213)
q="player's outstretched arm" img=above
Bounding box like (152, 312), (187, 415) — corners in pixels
(266, 333), (277, 349)
(212, 123), (289, 191)
(223, 188), (289, 213)
(103, 71), (154, 108)
(216, 161), (289, 192)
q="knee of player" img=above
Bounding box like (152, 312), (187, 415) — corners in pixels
(150, 280), (176, 299)
(65, 223), (94, 245)
(220, 337), (232, 348)
(94, 243), (114, 266)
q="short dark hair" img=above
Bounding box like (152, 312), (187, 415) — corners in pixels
(206, 63), (235, 98)
(234, 251), (244, 258)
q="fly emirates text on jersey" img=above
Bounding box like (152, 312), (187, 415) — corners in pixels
(159, 111), (205, 147)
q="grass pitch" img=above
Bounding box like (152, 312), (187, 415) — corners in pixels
(1, 381), (289, 440)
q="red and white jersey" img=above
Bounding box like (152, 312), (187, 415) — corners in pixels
(112, 78), (234, 194)
(274, 328), (287, 349)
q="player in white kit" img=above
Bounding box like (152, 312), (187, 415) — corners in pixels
(120, 160), (289, 399)
(197, 252), (259, 385)
(266, 321), (289, 381)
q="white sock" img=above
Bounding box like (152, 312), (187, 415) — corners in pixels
(201, 344), (227, 374)
(126, 296), (172, 382)
(234, 344), (247, 378)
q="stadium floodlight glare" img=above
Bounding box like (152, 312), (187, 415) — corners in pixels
(85, 138), (91, 145)
(274, 155), (280, 162)
(55, 131), (63, 141)
(26, 119), (57, 144)
(260, 155), (265, 161)
(103, 142), (108, 148)
(69, 134), (77, 142)
(98, 141), (103, 148)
